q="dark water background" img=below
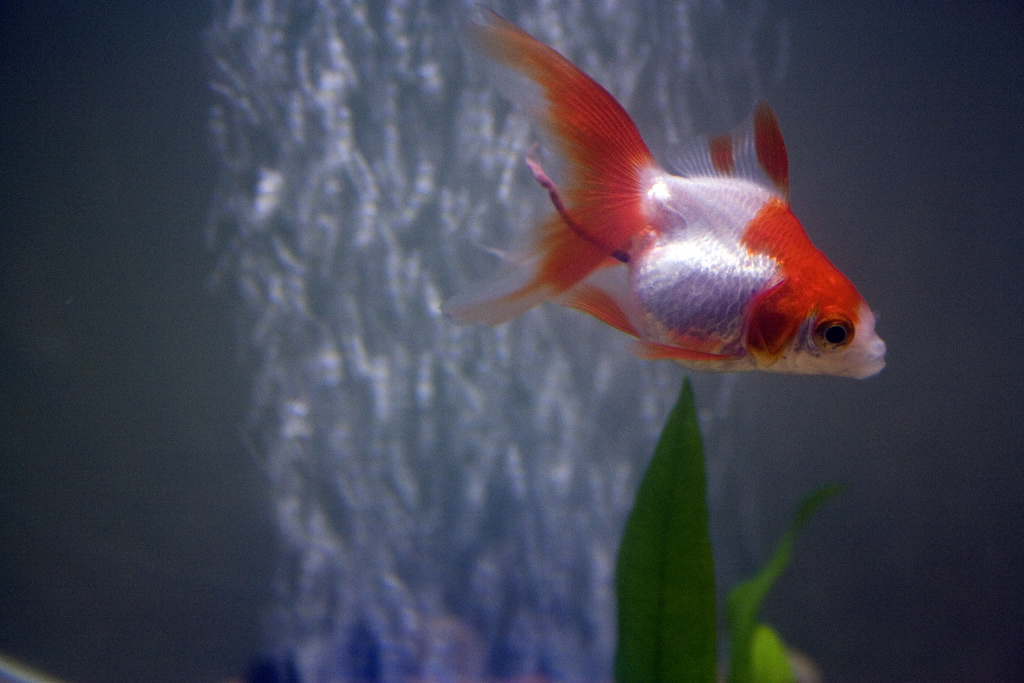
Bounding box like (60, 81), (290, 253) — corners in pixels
(1, 1), (1022, 682)
(0, 3), (273, 681)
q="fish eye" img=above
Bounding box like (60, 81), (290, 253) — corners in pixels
(814, 317), (854, 350)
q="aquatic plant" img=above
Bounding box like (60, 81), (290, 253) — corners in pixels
(615, 380), (840, 682)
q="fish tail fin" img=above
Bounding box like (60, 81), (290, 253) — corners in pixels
(446, 11), (657, 325)
(443, 215), (592, 325)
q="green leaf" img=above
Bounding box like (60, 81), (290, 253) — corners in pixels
(750, 624), (795, 683)
(614, 379), (716, 683)
(727, 483), (844, 683)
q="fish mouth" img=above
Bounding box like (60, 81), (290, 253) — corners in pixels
(842, 303), (886, 379)
(845, 334), (886, 379)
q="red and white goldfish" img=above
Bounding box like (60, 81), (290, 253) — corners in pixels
(445, 11), (886, 378)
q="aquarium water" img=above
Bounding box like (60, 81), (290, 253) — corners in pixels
(206, 0), (784, 679)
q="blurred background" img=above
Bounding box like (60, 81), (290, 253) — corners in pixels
(1, 1), (1022, 682)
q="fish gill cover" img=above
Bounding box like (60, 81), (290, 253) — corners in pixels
(205, 0), (786, 680)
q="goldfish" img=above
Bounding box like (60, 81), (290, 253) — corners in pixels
(445, 11), (886, 378)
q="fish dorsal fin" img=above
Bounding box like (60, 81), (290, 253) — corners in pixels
(674, 101), (790, 201)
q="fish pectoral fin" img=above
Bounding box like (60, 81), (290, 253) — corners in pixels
(743, 278), (803, 361)
(633, 340), (740, 363)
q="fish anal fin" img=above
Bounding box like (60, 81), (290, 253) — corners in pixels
(633, 340), (740, 363)
(536, 216), (611, 293)
(561, 284), (640, 337)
